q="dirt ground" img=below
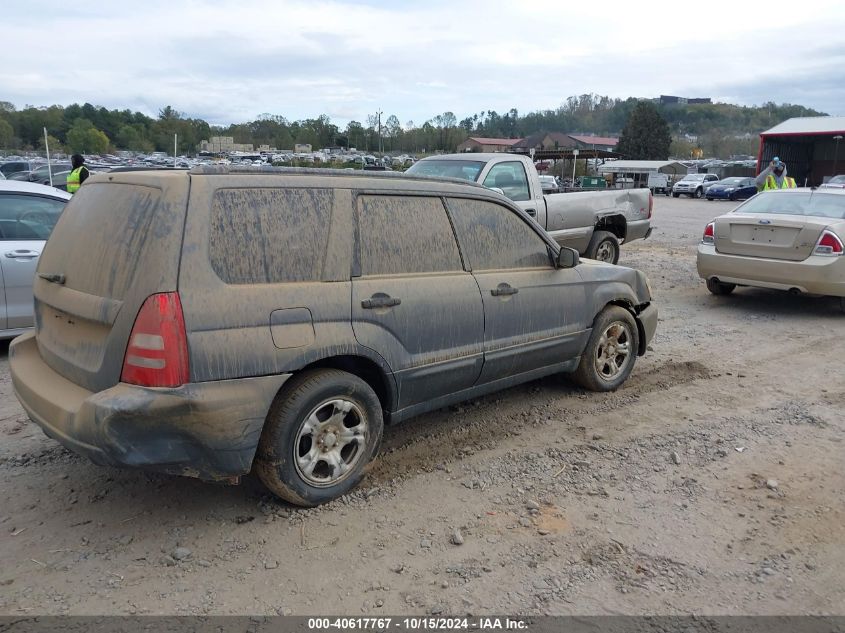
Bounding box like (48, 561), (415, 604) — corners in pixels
(1, 195), (843, 617)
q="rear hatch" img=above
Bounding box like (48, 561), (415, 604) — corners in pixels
(33, 172), (189, 392)
(713, 213), (827, 261)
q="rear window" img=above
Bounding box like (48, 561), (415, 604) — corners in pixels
(38, 183), (163, 300)
(736, 191), (845, 219)
(407, 160), (485, 182)
(210, 188), (332, 284)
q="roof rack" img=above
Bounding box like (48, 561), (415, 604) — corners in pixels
(186, 165), (488, 189)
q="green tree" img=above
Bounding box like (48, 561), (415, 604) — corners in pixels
(66, 118), (110, 153)
(38, 133), (63, 153)
(0, 118), (14, 148)
(616, 102), (671, 160)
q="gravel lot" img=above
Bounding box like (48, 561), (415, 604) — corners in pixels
(1, 195), (843, 616)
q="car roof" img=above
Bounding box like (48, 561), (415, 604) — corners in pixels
(0, 180), (72, 199)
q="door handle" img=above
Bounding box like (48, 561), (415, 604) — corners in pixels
(362, 295), (401, 309)
(490, 283), (518, 297)
(5, 250), (40, 259)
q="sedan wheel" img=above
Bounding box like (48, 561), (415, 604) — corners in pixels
(706, 278), (736, 295)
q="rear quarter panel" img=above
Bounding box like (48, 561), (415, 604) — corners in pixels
(178, 175), (392, 387)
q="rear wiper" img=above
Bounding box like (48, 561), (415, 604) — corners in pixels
(38, 273), (65, 285)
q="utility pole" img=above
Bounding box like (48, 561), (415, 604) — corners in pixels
(833, 135), (843, 178)
(377, 110), (383, 155)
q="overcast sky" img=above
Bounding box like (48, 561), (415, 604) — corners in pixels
(2, 0), (844, 127)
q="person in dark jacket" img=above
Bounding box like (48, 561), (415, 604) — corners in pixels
(67, 154), (90, 194)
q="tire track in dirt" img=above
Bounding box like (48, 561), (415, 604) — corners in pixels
(367, 359), (717, 486)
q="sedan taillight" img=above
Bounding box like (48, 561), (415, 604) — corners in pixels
(814, 230), (844, 256)
(702, 222), (715, 244)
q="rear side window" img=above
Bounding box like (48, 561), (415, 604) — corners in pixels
(447, 197), (551, 270)
(481, 161), (531, 201)
(210, 188), (333, 284)
(0, 194), (66, 240)
(357, 195), (462, 275)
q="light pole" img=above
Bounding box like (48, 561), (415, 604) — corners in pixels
(571, 148), (579, 185)
(833, 135), (843, 177)
(376, 110), (383, 155)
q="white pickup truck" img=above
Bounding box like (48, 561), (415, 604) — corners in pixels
(407, 153), (652, 264)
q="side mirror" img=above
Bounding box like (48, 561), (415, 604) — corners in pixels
(557, 247), (580, 268)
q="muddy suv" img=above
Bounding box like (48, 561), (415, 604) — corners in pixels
(10, 167), (657, 506)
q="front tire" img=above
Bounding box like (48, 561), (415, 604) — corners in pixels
(586, 230), (620, 264)
(672, 193), (680, 198)
(694, 188), (703, 199)
(706, 278), (736, 295)
(571, 306), (639, 392)
(255, 369), (383, 506)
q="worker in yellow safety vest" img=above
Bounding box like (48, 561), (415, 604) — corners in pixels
(755, 156), (796, 191)
(66, 154), (90, 194)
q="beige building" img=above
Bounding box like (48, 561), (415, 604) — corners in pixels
(198, 136), (254, 153)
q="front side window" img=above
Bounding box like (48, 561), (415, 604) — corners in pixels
(0, 194), (66, 240)
(210, 187), (333, 284)
(357, 195), (462, 276)
(482, 162), (531, 201)
(447, 197), (551, 270)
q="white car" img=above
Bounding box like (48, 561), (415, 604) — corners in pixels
(0, 180), (71, 338)
(673, 173), (719, 198)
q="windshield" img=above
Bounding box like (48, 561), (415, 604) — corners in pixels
(829, 175), (845, 184)
(735, 191), (845, 219)
(719, 177), (746, 185)
(681, 174), (706, 182)
(406, 159), (484, 182)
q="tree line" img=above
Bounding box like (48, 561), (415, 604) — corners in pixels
(0, 95), (825, 157)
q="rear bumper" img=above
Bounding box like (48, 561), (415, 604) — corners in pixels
(697, 244), (845, 296)
(625, 219), (652, 243)
(10, 332), (290, 480)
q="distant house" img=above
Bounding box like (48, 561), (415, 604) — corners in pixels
(568, 134), (619, 152)
(457, 137), (522, 153)
(294, 143), (313, 153)
(512, 132), (575, 151)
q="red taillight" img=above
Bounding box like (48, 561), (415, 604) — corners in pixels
(702, 222), (715, 243)
(814, 230), (844, 256)
(121, 292), (189, 387)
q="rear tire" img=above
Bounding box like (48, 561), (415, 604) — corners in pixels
(839, 297), (845, 314)
(571, 306), (639, 392)
(706, 278), (736, 295)
(586, 230), (620, 264)
(255, 369), (383, 507)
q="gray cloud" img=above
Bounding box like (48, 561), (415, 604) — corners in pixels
(1, 0), (843, 126)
